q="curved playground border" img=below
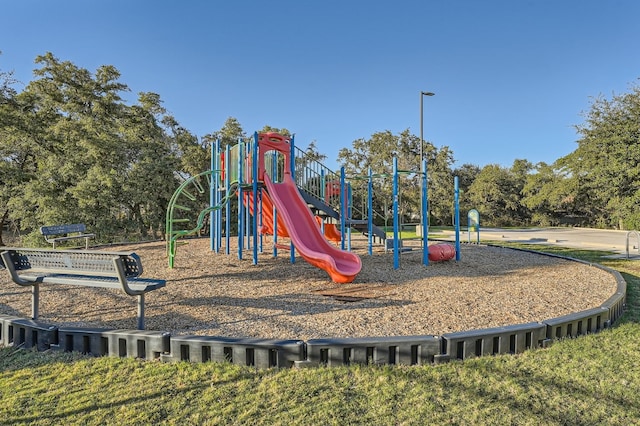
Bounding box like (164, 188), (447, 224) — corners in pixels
(0, 245), (627, 369)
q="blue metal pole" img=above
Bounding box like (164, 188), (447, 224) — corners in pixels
(454, 175), (461, 261)
(216, 140), (223, 252)
(347, 183), (352, 251)
(319, 168), (326, 237)
(367, 167), (373, 256)
(211, 139), (218, 252)
(252, 133), (259, 265)
(225, 144), (231, 255)
(393, 157), (399, 269)
(243, 139), (250, 253)
(237, 141), (244, 260)
(422, 158), (429, 266)
(290, 134), (296, 175)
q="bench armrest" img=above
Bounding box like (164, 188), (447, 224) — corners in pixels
(112, 256), (146, 296)
(1, 251), (35, 287)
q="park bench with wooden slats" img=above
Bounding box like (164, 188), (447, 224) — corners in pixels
(39, 223), (95, 249)
(0, 247), (166, 330)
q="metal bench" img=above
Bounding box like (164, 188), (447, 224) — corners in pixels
(0, 248), (166, 330)
(39, 224), (95, 249)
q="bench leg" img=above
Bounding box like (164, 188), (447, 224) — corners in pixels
(32, 284), (40, 320)
(137, 294), (145, 330)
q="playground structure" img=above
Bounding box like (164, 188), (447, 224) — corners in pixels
(165, 132), (457, 283)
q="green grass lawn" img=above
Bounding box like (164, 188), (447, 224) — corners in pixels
(1, 243), (639, 425)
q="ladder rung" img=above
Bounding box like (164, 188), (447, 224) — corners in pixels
(181, 190), (197, 201)
(192, 178), (207, 194)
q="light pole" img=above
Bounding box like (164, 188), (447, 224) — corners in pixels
(420, 91), (435, 162)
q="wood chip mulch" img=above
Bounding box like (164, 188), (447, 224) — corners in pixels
(0, 237), (619, 341)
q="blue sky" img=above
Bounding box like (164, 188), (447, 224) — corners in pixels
(2, 1), (639, 171)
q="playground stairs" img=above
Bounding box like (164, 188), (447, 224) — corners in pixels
(298, 187), (387, 242)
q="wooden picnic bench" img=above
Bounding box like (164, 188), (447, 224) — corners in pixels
(0, 247), (166, 330)
(39, 224), (95, 249)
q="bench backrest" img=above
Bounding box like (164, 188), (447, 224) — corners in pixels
(40, 224), (87, 236)
(0, 248), (143, 278)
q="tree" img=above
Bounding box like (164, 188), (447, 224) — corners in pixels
(520, 160), (589, 226)
(0, 64), (29, 245)
(509, 159), (534, 224)
(203, 117), (247, 150)
(562, 83), (640, 229)
(120, 92), (181, 238)
(424, 144), (455, 225)
(337, 130), (408, 223)
(467, 161), (530, 227)
(3, 53), (184, 243)
(13, 54), (132, 235)
(202, 115), (247, 183)
(453, 163), (481, 224)
(258, 125), (291, 138)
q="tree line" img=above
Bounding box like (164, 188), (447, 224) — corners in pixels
(1, 53), (639, 246)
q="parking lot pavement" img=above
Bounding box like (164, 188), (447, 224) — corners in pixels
(437, 227), (640, 258)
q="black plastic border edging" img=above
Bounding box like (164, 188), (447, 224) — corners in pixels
(0, 244), (629, 368)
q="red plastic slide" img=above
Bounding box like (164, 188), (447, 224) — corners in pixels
(263, 173), (362, 283)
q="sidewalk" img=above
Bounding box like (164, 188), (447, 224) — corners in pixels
(437, 227), (640, 259)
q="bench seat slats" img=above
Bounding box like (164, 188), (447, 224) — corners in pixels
(18, 274), (166, 292)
